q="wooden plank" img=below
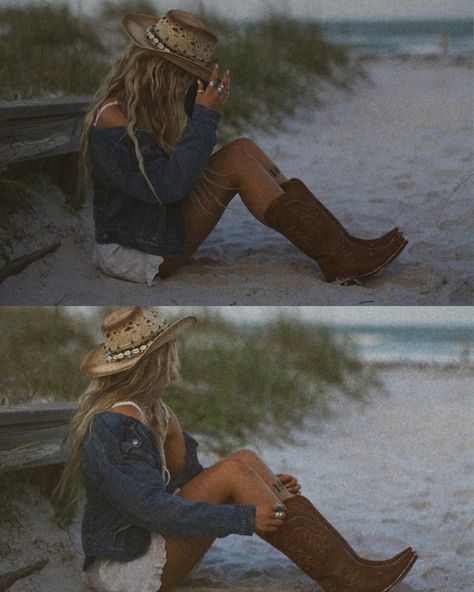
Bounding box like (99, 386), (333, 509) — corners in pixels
(0, 402), (77, 474)
(0, 96), (93, 165)
(0, 96), (93, 122)
(0, 402), (76, 427)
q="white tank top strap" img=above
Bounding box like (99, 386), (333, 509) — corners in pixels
(162, 402), (172, 426)
(93, 100), (120, 127)
(110, 400), (147, 423)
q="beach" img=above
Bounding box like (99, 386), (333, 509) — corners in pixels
(1, 364), (473, 591)
(1, 57), (473, 305)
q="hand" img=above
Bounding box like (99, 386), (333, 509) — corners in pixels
(277, 473), (302, 495)
(254, 502), (286, 534)
(195, 63), (231, 113)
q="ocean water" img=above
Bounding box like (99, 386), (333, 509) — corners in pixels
(333, 323), (474, 366)
(320, 18), (474, 58)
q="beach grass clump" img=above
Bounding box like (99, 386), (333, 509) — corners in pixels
(0, 308), (373, 454)
(195, 11), (351, 134)
(99, 0), (157, 19)
(167, 312), (373, 454)
(0, 308), (93, 405)
(190, 9), (351, 134)
(0, 2), (109, 99)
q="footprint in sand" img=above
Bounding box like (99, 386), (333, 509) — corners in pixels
(453, 489), (473, 503)
(455, 244), (474, 260)
(456, 539), (474, 558)
(422, 566), (450, 582)
(409, 500), (432, 511)
(424, 190), (441, 200)
(442, 511), (459, 522)
(435, 168), (461, 183)
(395, 180), (416, 190)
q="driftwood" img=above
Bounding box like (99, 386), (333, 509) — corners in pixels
(0, 558), (49, 592)
(0, 96), (92, 166)
(0, 403), (76, 474)
(0, 241), (61, 284)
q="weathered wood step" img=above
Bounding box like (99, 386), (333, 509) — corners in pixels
(0, 96), (93, 165)
(0, 402), (77, 474)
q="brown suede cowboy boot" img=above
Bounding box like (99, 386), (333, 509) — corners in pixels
(264, 184), (408, 284)
(262, 496), (417, 592)
(280, 178), (402, 248)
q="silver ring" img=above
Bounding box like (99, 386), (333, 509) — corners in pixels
(197, 89), (204, 94)
(217, 87), (224, 94)
(209, 80), (218, 89)
(275, 511), (284, 520)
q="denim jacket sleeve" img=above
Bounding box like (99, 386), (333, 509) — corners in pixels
(91, 104), (220, 205)
(83, 413), (255, 539)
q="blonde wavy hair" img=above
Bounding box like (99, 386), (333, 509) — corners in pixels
(80, 44), (194, 199)
(78, 44), (232, 217)
(53, 341), (179, 517)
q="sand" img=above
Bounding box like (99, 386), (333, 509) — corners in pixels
(1, 58), (473, 305)
(1, 364), (473, 591)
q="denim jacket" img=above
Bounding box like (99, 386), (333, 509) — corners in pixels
(80, 411), (255, 570)
(89, 104), (221, 256)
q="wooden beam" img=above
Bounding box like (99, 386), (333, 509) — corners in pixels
(0, 402), (77, 474)
(0, 96), (93, 165)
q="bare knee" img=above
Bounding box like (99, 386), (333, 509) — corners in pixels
(219, 456), (249, 472)
(218, 137), (257, 160)
(228, 137), (257, 152)
(228, 448), (261, 467)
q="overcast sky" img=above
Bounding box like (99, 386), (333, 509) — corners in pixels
(2, 0), (473, 20)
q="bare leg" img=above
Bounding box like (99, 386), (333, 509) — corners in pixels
(159, 137), (286, 278)
(160, 456), (282, 591)
(227, 449), (295, 502)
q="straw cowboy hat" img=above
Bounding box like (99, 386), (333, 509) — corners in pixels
(81, 307), (196, 377)
(122, 9), (218, 80)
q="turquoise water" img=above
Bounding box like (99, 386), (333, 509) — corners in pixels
(320, 18), (474, 57)
(333, 323), (474, 365)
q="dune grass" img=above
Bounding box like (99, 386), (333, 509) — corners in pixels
(0, 3), (109, 99)
(0, 307), (375, 454)
(167, 311), (373, 454)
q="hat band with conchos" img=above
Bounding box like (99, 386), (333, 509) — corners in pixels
(145, 24), (209, 66)
(104, 321), (169, 363)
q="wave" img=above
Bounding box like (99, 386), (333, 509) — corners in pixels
(320, 18), (474, 58)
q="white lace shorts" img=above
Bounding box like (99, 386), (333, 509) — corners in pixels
(92, 243), (163, 286)
(84, 533), (167, 592)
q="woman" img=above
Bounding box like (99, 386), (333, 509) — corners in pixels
(55, 306), (417, 592)
(81, 9), (407, 287)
